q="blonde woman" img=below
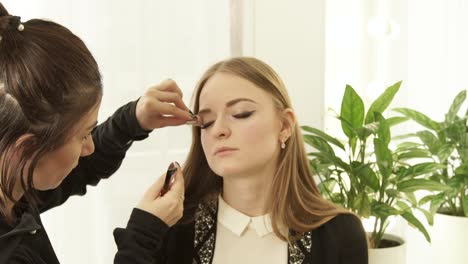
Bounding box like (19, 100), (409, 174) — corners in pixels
(115, 57), (368, 264)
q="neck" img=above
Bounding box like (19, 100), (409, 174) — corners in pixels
(222, 164), (276, 217)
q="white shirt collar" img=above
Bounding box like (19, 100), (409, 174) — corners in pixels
(217, 195), (274, 237)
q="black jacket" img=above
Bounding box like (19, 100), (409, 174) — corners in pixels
(0, 101), (153, 264)
(114, 197), (369, 264)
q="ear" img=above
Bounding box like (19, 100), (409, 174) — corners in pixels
(279, 108), (296, 142)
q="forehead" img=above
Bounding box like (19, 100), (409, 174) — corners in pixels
(199, 73), (272, 107)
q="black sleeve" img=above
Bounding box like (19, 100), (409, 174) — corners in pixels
(338, 214), (369, 264)
(35, 100), (152, 213)
(6, 255), (32, 264)
(114, 208), (169, 264)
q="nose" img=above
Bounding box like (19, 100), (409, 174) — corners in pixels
(212, 117), (231, 139)
(80, 136), (95, 157)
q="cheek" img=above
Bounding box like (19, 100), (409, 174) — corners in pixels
(200, 131), (210, 153)
(54, 143), (82, 167)
(241, 118), (278, 149)
(34, 142), (83, 188)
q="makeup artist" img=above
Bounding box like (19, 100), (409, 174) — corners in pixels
(0, 3), (188, 263)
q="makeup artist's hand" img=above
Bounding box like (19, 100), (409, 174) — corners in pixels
(136, 163), (185, 227)
(136, 79), (193, 130)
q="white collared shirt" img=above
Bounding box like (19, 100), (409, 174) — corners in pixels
(212, 195), (288, 264)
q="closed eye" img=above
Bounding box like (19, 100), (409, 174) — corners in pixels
(82, 132), (92, 141)
(200, 121), (214, 129)
(233, 111), (255, 119)
(200, 111), (255, 130)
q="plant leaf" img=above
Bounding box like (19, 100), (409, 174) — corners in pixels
(406, 162), (445, 177)
(397, 149), (432, 160)
(374, 138), (393, 178)
(402, 192), (417, 206)
(385, 189), (399, 198)
(464, 194), (468, 217)
(375, 113), (391, 146)
(430, 193), (446, 214)
(396, 201), (411, 211)
(387, 116), (409, 127)
(365, 81), (401, 124)
(303, 135), (335, 156)
(308, 153), (350, 172)
(301, 126), (345, 150)
(454, 163), (468, 175)
(419, 194), (435, 206)
(393, 108), (441, 131)
(437, 144), (455, 162)
(416, 131), (441, 154)
(397, 163), (445, 180)
(353, 192), (371, 218)
(417, 208), (434, 225)
(401, 211), (431, 243)
(341, 85), (365, 138)
(393, 133), (418, 140)
(318, 179), (337, 197)
(356, 164), (380, 191)
(396, 142), (423, 152)
(371, 201), (400, 218)
(355, 122), (379, 140)
(446, 90), (466, 123)
(447, 174), (467, 189)
(397, 179), (451, 192)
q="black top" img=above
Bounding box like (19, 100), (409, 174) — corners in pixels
(0, 101), (154, 264)
(115, 197), (369, 264)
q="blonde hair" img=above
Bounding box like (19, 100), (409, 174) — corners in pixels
(182, 57), (350, 242)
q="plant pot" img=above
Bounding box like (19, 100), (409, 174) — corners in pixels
(368, 233), (406, 264)
(431, 213), (468, 264)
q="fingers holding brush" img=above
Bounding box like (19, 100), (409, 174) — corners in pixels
(136, 161), (185, 226)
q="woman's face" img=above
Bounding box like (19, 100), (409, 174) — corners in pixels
(199, 73), (283, 179)
(32, 101), (101, 190)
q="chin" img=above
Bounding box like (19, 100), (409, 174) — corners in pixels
(35, 176), (66, 190)
(212, 165), (247, 178)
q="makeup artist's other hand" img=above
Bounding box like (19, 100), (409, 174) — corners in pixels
(136, 79), (192, 130)
(136, 163), (185, 227)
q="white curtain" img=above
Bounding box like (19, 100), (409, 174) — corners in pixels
(4, 0), (230, 263)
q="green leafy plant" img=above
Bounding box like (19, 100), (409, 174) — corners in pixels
(394, 90), (468, 217)
(302, 81), (450, 248)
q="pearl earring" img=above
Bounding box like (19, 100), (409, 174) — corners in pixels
(281, 141), (286, 149)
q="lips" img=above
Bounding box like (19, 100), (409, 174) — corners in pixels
(214, 147), (237, 155)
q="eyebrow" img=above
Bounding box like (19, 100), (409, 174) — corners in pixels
(198, 98), (257, 115)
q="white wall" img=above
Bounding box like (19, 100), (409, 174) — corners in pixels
(237, 0), (327, 130)
(405, 2), (468, 263)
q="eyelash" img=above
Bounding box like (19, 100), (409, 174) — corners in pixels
(200, 111), (255, 129)
(82, 132), (92, 141)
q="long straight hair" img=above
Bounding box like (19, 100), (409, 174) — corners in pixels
(0, 3), (102, 223)
(181, 57), (350, 242)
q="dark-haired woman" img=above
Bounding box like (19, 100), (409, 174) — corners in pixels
(0, 2), (188, 263)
